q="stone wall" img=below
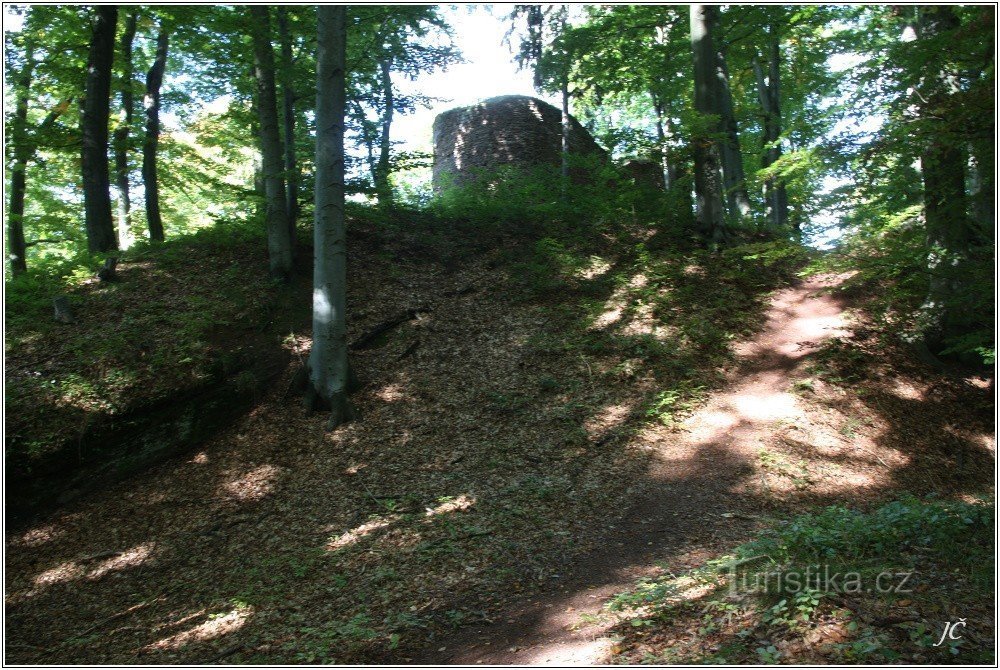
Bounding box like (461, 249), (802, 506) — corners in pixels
(432, 95), (607, 191)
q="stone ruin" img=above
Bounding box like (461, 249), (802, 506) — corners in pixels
(431, 95), (607, 192)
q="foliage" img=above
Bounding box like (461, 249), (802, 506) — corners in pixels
(607, 496), (994, 664)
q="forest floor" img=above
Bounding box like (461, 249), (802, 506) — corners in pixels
(4, 214), (995, 665)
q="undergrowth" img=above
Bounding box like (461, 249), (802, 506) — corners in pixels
(605, 496), (994, 664)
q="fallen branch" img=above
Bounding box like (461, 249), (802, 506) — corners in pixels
(350, 306), (429, 350)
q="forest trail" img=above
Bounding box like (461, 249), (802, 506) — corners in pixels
(7, 251), (991, 666)
(415, 274), (851, 665)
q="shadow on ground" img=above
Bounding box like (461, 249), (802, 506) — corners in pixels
(5, 231), (994, 665)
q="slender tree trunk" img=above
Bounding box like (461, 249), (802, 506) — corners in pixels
(114, 10), (137, 250)
(689, 4), (727, 246)
(310, 5), (354, 429)
(651, 90), (671, 190)
(714, 36), (752, 220)
(81, 5), (118, 253)
(250, 5), (292, 280)
(352, 100), (378, 187)
(752, 24), (790, 232)
(374, 56), (394, 205)
(559, 9), (571, 183)
(969, 140), (994, 235)
(7, 42), (35, 275)
(560, 74), (571, 181)
(277, 7), (299, 233)
(143, 26), (168, 242)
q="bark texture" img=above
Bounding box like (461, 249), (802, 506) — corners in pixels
(7, 41), (34, 275)
(143, 26), (168, 242)
(81, 5), (118, 253)
(689, 4), (727, 246)
(277, 7), (300, 231)
(375, 55), (395, 205)
(916, 6), (976, 351)
(752, 24), (790, 231)
(250, 6), (293, 280)
(114, 10), (137, 249)
(310, 5), (354, 429)
(714, 33), (752, 220)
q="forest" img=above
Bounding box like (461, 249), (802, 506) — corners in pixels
(4, 3), (996, 666)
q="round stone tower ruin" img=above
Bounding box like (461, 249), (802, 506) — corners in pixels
(431, 95), (607, 192)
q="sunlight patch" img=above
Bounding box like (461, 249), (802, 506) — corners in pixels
(425, 494), (475, 517)
(731, 392), (798, 421)
(375, 382), (409, 403)
(889, 379), (924, 400)
(585, 403), (632, 439)
(32, 560), (85, 587)
(221, 464), (283, 502)
(145, 607), (251, 652)
(326, 516), (396, 550)
(592, 305), (623, 329)
(16, 523), (65, 547)
(576, 255), (611, 280)
(87, 542), (157, 580)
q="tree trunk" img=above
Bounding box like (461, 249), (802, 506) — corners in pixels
(917, 6), (975, 351)
(277, 7), (299, 234)
(689, 4), (727, 246)
(752, 24), (790, 232)
(143, 25), (168, 242)
(310, 5), (354, 429)
(560, 74), (571, 181)
(969, 139), (994, 235)
(250, 5), (293, 280)
(651, 90), (671, 190)
(374, 55), (395, 206)
(114, 10), (137, 250)
(7, 41), (35, 275)
(714, 35), (752, 220)
(81, 5), (118, 254)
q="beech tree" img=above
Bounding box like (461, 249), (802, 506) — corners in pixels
(249, 6), (293, 280)
(276, 7), (299, 228)
(308, 5), (354, 429)
(752, 18), (790, 231)
(713, 20), (752, 221)
(690, 4), (727, 246)
(142, 21), (168, 242)
(81, 5), (117, 253)
(113, 9), (137, 249)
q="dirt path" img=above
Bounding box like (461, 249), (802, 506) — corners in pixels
(412, 274), (851, 665)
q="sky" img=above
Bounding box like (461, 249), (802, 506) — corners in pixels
(391, 5), (558, 154)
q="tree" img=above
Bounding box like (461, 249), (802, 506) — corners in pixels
(276, 7), (300, 229)
(142, 21), (168, 242)
(752, 19), (790, 231)
(81, 5), (118, 253)
(308, 5), (355, 429)
(689, 4), (727, 246)
(914, 5), (977, 352)
(712, 18), (753, 221)
(508, 5), (573, 181)
(7, 29), (36, 275)
(113, 9), (137, 249)
(249, 6), (293, 280)
(347, 6), (460, 204)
